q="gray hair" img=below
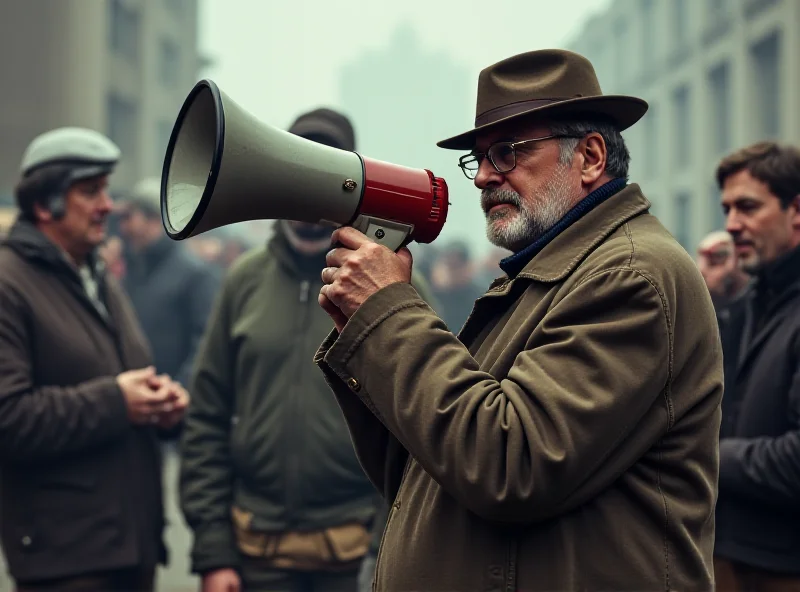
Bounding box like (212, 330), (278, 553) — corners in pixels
(548, 117), (630, 180)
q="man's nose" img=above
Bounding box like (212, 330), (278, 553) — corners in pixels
(725, 211), (743, 235)
(473, 159), (503, 189)
(99, 191), (115, 212)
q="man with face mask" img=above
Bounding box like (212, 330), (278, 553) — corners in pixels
(179, 107), (435, 592)
(713, 141), (800, 590)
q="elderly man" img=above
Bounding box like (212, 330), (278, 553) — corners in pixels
(314, 49), (723, 591)
(696, 230), (750, 311)
(0, 127), (187, 591)
(713, 142), (800, 590)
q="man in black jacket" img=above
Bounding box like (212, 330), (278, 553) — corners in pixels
(714, 141), (800, 590)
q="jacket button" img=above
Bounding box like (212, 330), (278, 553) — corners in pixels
(347, 377), (360, 392)
(394, 500), (401, 509)
(488, 565), (502, 578)
(21, 536), (32, 547)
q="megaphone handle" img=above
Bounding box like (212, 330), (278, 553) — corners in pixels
(350, 215), (414, 253)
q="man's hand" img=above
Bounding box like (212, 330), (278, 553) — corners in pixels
(147, 374), (190, 430)
(117, 367), (178, 425)
(319, 227), (413, 331)
(201, 568), (241, 592)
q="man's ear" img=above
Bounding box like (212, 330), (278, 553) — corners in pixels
(32, 201), (52, 223)
(580, 132), (607, 186)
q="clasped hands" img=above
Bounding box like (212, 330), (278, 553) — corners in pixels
(319, 227), (413, 332)
(117, 366), (190, 430)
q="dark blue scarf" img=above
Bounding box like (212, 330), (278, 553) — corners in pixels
(499, 177), (628, 278)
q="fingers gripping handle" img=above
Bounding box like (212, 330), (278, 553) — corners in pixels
(350, 215), (413, 252)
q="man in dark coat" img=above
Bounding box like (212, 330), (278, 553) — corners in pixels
(0, 127), (188, 591)
(713, 141), (800, 590)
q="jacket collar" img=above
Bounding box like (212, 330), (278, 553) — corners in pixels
(3, 218), (104, 280)
(754, 242), (800, 298)
(509, 182), (650, 283)
(500, 177), (628, 278)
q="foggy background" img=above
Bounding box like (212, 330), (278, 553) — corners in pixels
(0, 0), (798, 590)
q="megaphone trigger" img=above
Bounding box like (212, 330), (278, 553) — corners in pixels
(350, 215), (413, 252)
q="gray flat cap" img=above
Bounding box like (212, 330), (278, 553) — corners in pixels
(20, 127), (121, 177)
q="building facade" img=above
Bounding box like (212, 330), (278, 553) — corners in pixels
(0, 0), (202, 203)
(566, 0), (800, 251)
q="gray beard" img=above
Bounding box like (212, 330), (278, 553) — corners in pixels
(481, 164), (576, 253)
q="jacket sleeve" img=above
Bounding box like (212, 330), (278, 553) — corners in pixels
(718, 347), (800, 507)
(316, 270), (672, 524)
(178, 274), (241, 574)
(0, 282), (130, 463)
(314, 271), (437, 502)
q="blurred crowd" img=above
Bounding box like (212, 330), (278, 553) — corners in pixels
(1, 47), (799, 592)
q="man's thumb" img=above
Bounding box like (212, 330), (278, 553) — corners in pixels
(397, 246), (414, 268)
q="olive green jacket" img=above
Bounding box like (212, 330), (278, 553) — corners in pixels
(316, 184), (723, 591)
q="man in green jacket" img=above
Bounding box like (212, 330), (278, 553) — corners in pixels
(315, 49), (723, 591)
(178, 107), (435, 592)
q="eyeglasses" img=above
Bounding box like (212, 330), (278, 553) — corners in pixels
(457, 134), (580, 180)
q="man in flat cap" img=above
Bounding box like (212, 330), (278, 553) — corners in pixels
(179, 107), (436, 592)
(0, 127), (187, 591)
(315, 49), (723, 590)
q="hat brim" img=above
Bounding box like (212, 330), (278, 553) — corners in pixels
(436, 95), (649, 150)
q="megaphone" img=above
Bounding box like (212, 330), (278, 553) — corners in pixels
(160, 79), (449, 251)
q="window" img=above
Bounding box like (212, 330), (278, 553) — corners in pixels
(750, 31), (781, 139)
(675, 192), (692, 249)
(156, 120), (174, 171)
(109, 0), (140, 61)
(107, 93), (139, 161)
(707, 0), (727, 15)
(159, 39), (181, 87)
(164, 0), (183, 16)
(672, 85), (691, 168)
(708, 62), (731, 155)
(673, 0), (688, 44)
(642, 102), (658, 178)
(709, 181), (726, 231)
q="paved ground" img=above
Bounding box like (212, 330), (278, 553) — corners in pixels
(0, 446), (199, 592)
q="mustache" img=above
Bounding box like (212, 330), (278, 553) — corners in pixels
(481, 188), (522, 212)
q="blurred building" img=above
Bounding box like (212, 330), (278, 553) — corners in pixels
(0, 0), (203, 205)
(566, 0), (800, 251)
(337, 22), (488, 258)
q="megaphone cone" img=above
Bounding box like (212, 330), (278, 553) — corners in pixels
(160, 79), (449, 251)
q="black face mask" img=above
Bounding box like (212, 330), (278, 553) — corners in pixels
(289, 223), (335, 241)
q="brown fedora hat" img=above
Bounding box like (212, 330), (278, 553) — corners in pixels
(437, 49), (648, 150)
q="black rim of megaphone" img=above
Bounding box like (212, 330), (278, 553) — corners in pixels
(160, 79), (225, 240)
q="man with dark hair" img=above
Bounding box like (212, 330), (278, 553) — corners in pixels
(0, 127), (187, 591)
(713, 141), (800, 590)
(315, 49), (723, 590)
(179, 107), (435, 592)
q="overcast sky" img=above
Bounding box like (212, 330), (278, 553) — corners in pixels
(196, 0), (613, 254)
